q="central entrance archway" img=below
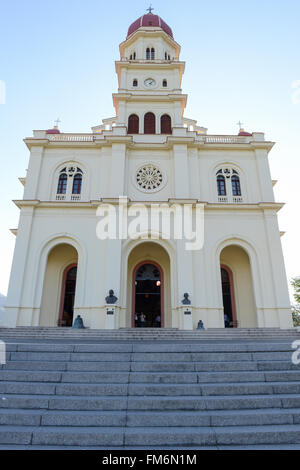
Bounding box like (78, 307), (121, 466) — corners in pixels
(132, 261), (164, 328)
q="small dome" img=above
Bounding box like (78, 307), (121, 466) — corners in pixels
(127, 13), (173, 39)
(238, 128), (252, 136)
(46, 127), (60, 134)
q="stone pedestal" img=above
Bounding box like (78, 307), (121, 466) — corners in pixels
(105, 305), (117, 330)
(181, 307), (193, 330)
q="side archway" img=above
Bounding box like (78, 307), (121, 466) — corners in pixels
(39, 243), (78, 327)
(219, 244), (258, 328)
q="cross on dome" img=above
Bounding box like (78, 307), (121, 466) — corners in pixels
(147, 4), (154, 14)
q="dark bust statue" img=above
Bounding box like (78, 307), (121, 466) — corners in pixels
(197, 320), (205, 330)
(182, 293), (191, 305)
(106, 289), (118, 305)
(73, 315), (85, 329)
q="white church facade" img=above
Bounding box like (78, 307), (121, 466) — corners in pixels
(3, 12), (293, 330)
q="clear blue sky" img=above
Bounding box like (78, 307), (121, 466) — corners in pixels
(0, 0), (300, 299)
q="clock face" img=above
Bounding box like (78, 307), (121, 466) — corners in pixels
(144, 78), (156, 88)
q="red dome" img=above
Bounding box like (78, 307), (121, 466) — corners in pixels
(238, 130), (252, 136)
(127, 14), (173, 39)
(46, 127), (60, 134)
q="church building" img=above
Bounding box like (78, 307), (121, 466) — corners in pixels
(3, 11), (293, 330)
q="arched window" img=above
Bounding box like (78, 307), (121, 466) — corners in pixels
(130, 54), (133, 60)
(217, 175), (226, 196)
(146, 48), (150, 60)
(57, 171), (67, 194)
(160, 114), (172, 134)
(133, 79), (138, 87)
(151, 48), (155, 60)
(128, 114), (139, 134)
(72, 173), (82, 195)
(165, 52), (167, 60)
(232, 175), (241, 196)
(163, 79), (167, 88)
(133, 52), (136, 60)
(144, 112), (156, 134)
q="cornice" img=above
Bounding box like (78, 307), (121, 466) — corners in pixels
(13, 199), (285, 213)
(115, 61), (185, 71)
(249, 141), (275, 152)
(23, 132), (276, 152)
(112, 93), (187, 103)
(204, 202), (284, 212)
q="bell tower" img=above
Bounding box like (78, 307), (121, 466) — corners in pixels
(114, 10), (187, 131)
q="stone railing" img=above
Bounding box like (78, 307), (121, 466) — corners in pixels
(218, 196), (244, 204)
(122, 58), (178, 64)
(47, 133), (255, 145)
(71, 195), (81, 201)
(48, 134), (94, 142)
(204, 135), (251, 144)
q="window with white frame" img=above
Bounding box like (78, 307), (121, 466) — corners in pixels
(56, 166), (83, 201)
(216, 168), (243, 203)
(146, 48), (155, 60)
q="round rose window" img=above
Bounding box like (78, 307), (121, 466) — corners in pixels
(135, 164), (164, 193)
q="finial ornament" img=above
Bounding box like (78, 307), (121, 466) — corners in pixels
(147, 4), (154, 14)
(237, 120), (243, 130)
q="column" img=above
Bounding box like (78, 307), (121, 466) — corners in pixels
(189, 148), (200, 199)
(23, 146), (44, 199)
(3, 206), (35, 327)
(176, 238), (194, 329)
(254, 148), (275, 202)
(109, 143), (126, 197)
(173, 144), (189, 198)
(263, 210), (293, 328)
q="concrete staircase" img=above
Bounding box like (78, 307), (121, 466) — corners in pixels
(1, 339), (300, 449)
(0, 327), (299, 341)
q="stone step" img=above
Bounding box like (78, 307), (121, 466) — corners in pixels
(2, 370), (300, 385)
(0, 329), (292, 333)
(1, 327), (299, 342)
(0, 336), (299, 449)
(0, 424), (300, 447)
(1, 444), (300, 450)
(3, 341), (297, 352)
(1, 408), (300, 427)
(1, 393), (300, 411)
(6, 350), (294, 363)
(4, 359), (300, 373)
(1, 381), (300, 397)
(1, 333), (298, 340)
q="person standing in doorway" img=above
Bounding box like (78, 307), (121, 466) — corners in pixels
(140, 312), (146, 328)
(155, 313), (161, 328)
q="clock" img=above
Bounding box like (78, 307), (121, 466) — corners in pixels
(144, 78), (156, 88)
